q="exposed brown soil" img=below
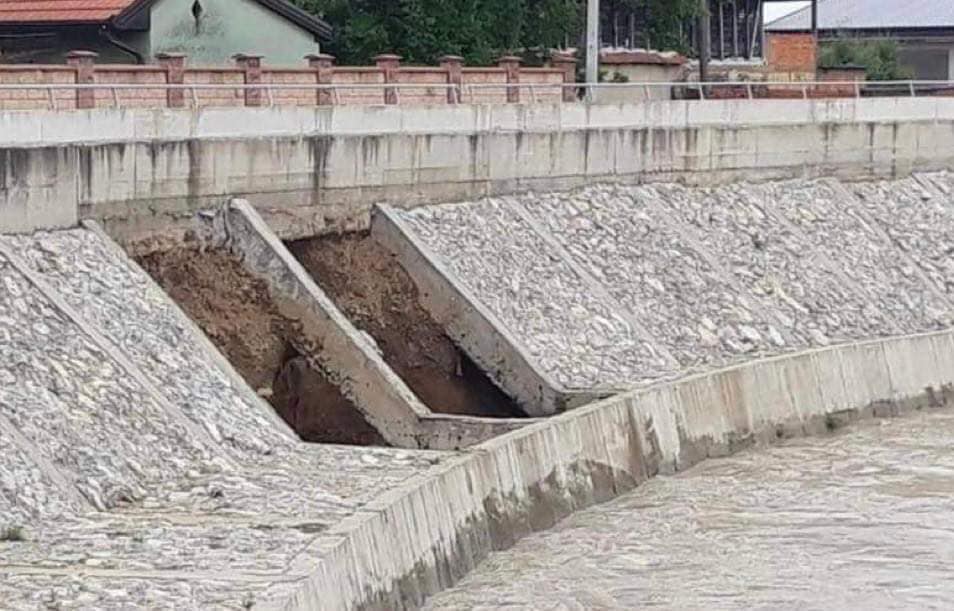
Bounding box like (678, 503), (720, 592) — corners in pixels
(288, 233), (525, 418)
(136, 248), (386, 446)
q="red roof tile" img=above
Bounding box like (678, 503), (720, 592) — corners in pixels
(0, 0), (138, 24)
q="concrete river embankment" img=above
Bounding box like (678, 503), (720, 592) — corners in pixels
(426, 408), (954, 610)
(3, 96), (954, 609)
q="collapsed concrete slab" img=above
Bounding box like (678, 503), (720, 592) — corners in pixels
(0, 225), (451, 609)
(202, 200), (533, 450)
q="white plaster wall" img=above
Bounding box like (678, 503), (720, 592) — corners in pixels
(149, 0), (319, 65)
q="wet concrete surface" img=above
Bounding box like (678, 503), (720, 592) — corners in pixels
(426, 409), (954, 610)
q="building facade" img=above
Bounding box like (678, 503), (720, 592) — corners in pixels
(0, 0), (331, 65)
(766, 0), (954, 80)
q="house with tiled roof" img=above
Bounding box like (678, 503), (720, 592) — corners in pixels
(0, 0), (332, 64)
(767, 0), (954, 80)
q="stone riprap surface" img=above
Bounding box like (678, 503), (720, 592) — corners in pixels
(0, 233), (446, 610)
(851, 177), (954, 300)
(525, 187), (788, 371)
(401, 199), (675, 389)
(762, 179), (950, 332)
(916, 171), (954, 199)
(396, 176), (954, 390)
(8, 229), (289, 458)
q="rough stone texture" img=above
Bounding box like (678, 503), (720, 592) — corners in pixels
(766, 179), (952, 332)
(526, 186), (788, 371)
(0, 256), (220, 514)
(8, 229), (290, 458)
(851, 174), (954, 300)
(0, 230), (447, 610)
(400, 199), (675, 390)
(398, 177), (954, 390)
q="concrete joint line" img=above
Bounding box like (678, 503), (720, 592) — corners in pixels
(82, 220), (300, 444)
(0, 240), (236, 469)
(0, 408), (92, 512)
(759, 180), (907, 336)
(830, 180), (954, 314)
(508, 198), (681, 371)
(913, 172), (948, 200)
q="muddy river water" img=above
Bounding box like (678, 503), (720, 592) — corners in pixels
(425, 410), (954, 610)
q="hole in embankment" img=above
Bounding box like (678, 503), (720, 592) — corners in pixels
(136, 248), (387, 446)
(288, 233), (526, 419)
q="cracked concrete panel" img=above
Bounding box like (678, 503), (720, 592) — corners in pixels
(525, 185), (789, 371)
(399, 198), (674, 390)
(763, 179), (951, 333)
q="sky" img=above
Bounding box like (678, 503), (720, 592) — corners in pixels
(763, 1), (811, 24)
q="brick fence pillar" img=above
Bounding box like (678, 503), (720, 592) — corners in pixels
(232, 53), (264, 107)
(498, 55), (522, 103)
(306, 53), (336, 106)
(374, 54), (401, 105)
(550, 52), (577, 102)
(156, 52), (187, 108)
(439, 55), (463, 104)
(66, 50), (98, 109)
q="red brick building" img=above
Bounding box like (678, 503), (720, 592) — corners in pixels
(766, 0), (954, 80)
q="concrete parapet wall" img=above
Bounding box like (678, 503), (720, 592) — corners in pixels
(2, 98), (954, 241)
(211, 199), (534, 450)
(273, 328), (954, 611)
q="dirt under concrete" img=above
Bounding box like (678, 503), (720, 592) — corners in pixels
(288, 233), (525, 419)
(136, 248), (386, 446)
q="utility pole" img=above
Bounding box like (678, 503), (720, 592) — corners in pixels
(585, 0), (599, 101)
(698, 0), (711, 83)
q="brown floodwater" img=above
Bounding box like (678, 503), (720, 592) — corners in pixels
(425, 410), (954, 610)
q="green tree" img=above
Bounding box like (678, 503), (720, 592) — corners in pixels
(294, 0), (701, 65)
(296, 0), (580, 65)
(819, 40), (913, 81)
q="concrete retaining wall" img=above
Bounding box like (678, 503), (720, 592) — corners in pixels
(373, 203), (605, 416)
(268, 328), (954, 611)
(3, 97), (954, 243)
(209, 199), (532, 451)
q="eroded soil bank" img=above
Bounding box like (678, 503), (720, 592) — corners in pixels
(288, 233), (525, 419)
(136, 248), (386, 446)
